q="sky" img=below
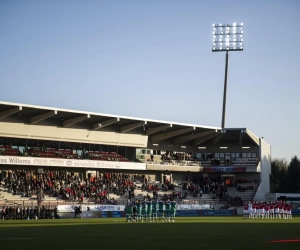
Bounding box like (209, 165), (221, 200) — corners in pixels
(0, 0), (299, 160)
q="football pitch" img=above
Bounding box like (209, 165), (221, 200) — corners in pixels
(0, 217), (300, 250)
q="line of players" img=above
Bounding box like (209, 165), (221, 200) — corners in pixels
(124, 198), (177, 222)
(243, 201), (293, 219)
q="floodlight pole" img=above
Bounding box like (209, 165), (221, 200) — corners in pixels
(221, 51), (229, 129)
(212, 23), (243, 129)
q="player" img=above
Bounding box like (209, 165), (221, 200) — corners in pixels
(269, 202), (274, 219)
(283, 202), (287, 219)
(287, 203), (292, 219)
(170, 199), (176, 222)
(158, 199), (164, 221)
(278, 202), (283, 219)
(165, 199), (171, 222)
(136, 200), (142, 222)
(152, 199), (158, 222)
(265, 202), (270, 219)
(274, 202), (280, 219)
(125, 199), (132, 222)
(141, 198), (147, 222)
(243, 202), (248, 219)
(252, 202), (257, 219)
(132, 200), (137, 222)
(248, 201), (253, 219)
(260, 201), (265, 219)
(146, 199), (152, 222)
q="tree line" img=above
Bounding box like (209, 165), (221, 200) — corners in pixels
(270, 156), (300, 193)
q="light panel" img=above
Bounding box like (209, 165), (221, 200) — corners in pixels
(212, 23), (244, 52)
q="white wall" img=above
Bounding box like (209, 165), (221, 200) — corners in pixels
(254, 138), (271, 201)
(0, 120), (148, 148)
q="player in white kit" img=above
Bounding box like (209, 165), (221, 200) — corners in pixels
(248, 201), (253, 218)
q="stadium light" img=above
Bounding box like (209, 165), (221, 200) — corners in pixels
(212, 23), (244, 128)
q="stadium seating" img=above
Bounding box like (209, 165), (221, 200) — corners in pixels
(89, 151), (130, 162)
(0, 145), (130, 162)
(0, 169), (232, 207)
(147, 158), (259, 167)
(0, 146), (19, 156)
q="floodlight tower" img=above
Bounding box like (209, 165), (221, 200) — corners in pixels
(212, 23), (244, 128)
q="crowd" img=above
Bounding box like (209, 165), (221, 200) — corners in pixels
(2, 170), (180, 204)
(161, 152), (193, 161)
(3, 170), (151, 204)
(181, 176), (230, 200)
(1, 169), (254, 208)
(0, 206), (58, 220)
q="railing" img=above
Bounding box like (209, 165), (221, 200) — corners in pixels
(0, 198), (230, 207)
(145, 159), (258, 168)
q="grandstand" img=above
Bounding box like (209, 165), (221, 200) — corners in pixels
(0, 101), (271, 208)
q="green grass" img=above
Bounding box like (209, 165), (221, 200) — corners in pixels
(0, 217), (300, 250)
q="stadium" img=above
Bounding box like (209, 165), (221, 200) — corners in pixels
(0, 100), (271, 208)
(2, 101), (299, 250)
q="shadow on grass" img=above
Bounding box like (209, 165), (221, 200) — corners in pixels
(0, 221), (300, 250)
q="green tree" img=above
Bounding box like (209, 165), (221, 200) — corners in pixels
(287, 156), (300, 192)
(270, 158), (288, 192)
(270, 156), (300, 193)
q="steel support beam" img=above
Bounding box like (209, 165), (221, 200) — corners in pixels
(173, 130), (217, 144)
(120, 121), (146, 133)
(0, 106), (22, 120)
(193, 132), (219, 145)
(63, 114), (90, 127)
(212, 134), (224, 145)
(150, 127), (195, 143)
(30, 110), (57, 124)
(93, 118), (120, 130)
(146, 124), (172, 136)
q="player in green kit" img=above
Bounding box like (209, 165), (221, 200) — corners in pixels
(136, 200), (142, 222)
(165, 199), (171, 222)
(158, 199), (164, 221)
(152, 199), (158, 222)
(170, 199), (177, 222)
(125, 199), (132, 222)
(146, 199), (153, 222)
(141, 198), (147, 222)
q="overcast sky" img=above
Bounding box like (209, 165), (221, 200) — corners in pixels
(0, 0), (299, 160)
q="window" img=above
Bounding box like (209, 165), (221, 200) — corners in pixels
(146, 150), (151, 155)
(252, 153), (257, 158)
(242, 153), (247, 158)
(220, 153), (224, 158)
(215, 153), (220, 158)
(231, 153), (235, 158)
(247, 153), (251, 157)
(236, 153), (240, 158)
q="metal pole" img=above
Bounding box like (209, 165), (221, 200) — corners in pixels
(221, 51), (229, 128)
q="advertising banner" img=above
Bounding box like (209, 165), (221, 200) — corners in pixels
(176, 210), (200, 216)
(292, 209), (300, 215)
(200, 210), (237, 216)
(57, 204), (210, 213)
(57, 204), (125, 213)
(203, 167), (246, 172)
(58, 210), (236, 218)
(176, 204), (210, 210)
(0, 155), (146, 170)
(57, 211), (103, 219)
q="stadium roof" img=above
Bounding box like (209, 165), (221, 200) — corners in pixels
(0, 101), (260, 146)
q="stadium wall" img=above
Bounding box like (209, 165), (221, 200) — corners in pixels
(254, 138), (271, 201)
(0, 118), (147, 147)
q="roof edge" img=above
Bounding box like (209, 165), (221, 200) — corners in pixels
(0, 101), (221, 130)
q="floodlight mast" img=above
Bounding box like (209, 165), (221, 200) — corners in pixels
(212, 23), (244, 128)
